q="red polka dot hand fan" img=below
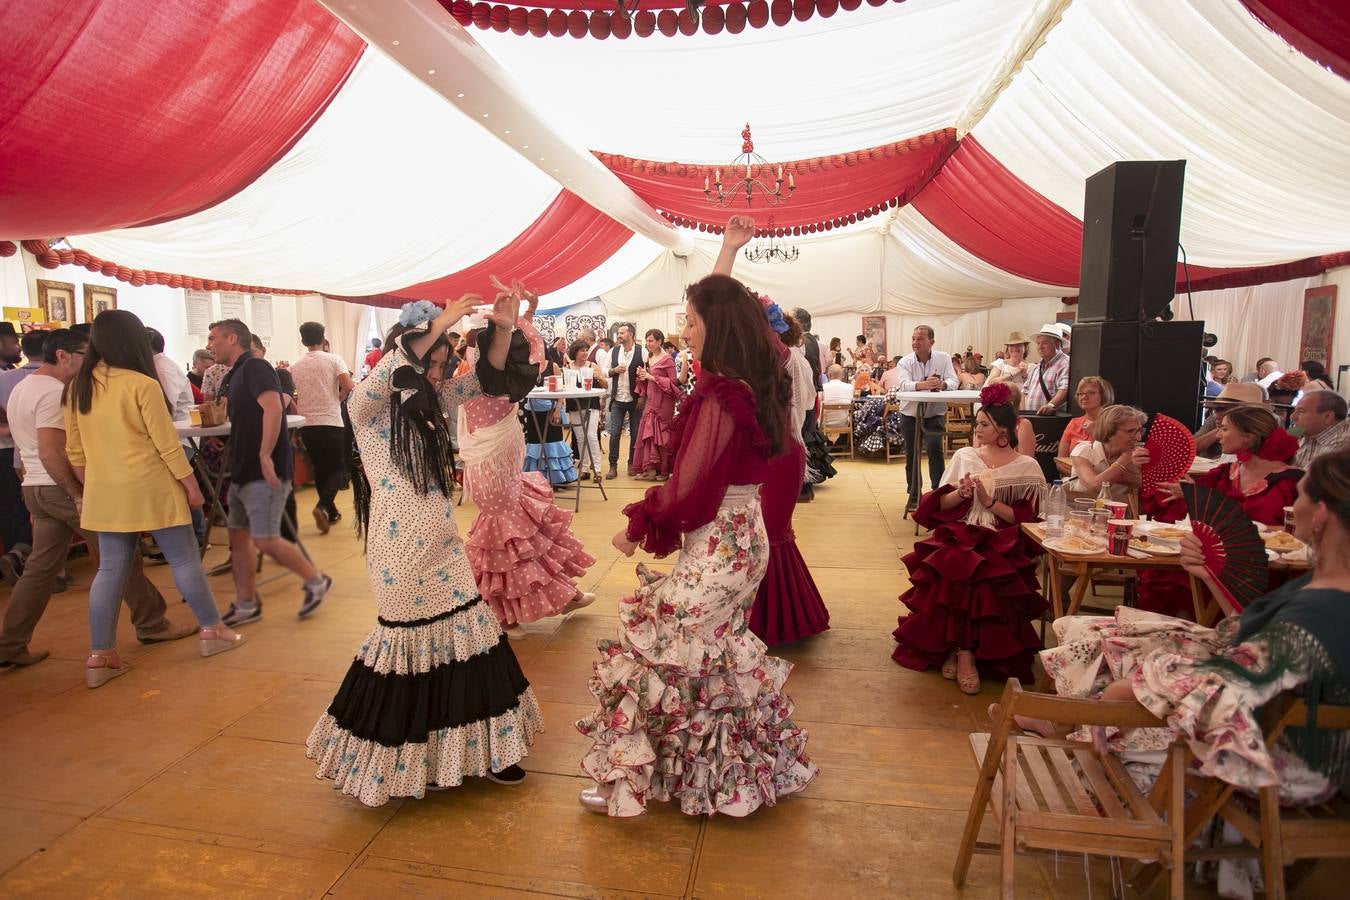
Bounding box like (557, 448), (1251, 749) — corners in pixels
(1182, 482), (1269, 613)
(1142, 414), (1196, 494)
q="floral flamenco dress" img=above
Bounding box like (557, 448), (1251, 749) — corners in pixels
(577, 374), (818, 816)
(460, 320), (595, 626)
(632, 351), (679, 477)
(892, 447), (1047, 682)
(307, 322), (543, 807)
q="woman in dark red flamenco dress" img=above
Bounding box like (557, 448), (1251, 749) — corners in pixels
(1140, 404), (1302, 617)
(748, 301), (830, 644)
(892, 384), (1047, 695)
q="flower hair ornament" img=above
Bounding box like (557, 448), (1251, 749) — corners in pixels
(764, 302), (789, 335)
(979, 382), (1013, 408)
(1236, 427), (1299, 464)
(398, 299), (440, 329)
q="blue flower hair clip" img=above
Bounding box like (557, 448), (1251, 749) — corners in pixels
(765, 302), (789, 335)
(398, 300), (440, 328)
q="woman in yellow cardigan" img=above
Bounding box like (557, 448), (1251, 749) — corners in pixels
(66, 311), (243, 687)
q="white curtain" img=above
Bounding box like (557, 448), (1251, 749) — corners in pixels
(1173, 276), (1316, 378)
(974, 0), (1350, 266)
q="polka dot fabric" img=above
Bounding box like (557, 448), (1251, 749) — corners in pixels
(1142, 414), (1196, 493)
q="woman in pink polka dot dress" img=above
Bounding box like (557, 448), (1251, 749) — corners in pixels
(458, 289), (596, 635)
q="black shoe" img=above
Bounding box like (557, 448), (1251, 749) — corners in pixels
(485, 764), (526, 785)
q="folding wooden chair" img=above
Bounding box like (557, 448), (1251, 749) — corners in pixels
(883, 400), (903, 463)
(820, 402), (854, 460)
(953, 678), (1189, 898)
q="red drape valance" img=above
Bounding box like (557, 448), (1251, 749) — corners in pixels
(0, 0), (363, 240)
(1241, 1), (1350, 81)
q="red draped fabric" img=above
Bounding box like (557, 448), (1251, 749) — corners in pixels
(1242, 1), (1350, 81)
(599, 129), (957, 234)
(345, 191), (633, 307)
(0, 0), (363, 239)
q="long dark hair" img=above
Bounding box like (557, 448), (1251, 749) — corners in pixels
(686, 274), (790, 454)
(68, 309), (169, 414)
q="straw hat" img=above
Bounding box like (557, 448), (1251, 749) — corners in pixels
(1032, 324), (1064, 344)
(1204, 382), (1264, 406)
(1004, 330), (1031, 348)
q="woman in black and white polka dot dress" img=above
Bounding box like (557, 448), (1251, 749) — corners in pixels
(306, 294), (543, 807)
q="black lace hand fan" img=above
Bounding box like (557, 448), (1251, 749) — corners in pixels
(1182, 482), (1269, 613)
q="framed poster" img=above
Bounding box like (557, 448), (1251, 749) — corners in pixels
(861, 315), (887, 360)
(83, 284), (117, 323)
(1298, 285), (1336, 368)
(37, 279), (76, 326)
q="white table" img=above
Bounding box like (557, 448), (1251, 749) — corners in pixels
(890, 389), (983, 516)
(175, 415), (309, 561)
(524, 387), (608, 511)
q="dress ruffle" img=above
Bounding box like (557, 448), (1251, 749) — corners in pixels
(891, 515), (1046, 682)
(633, 410), (674, 475)
(306, 597), (544, 807)
(801, 412), (837, 483)
(466, 471), (596, 625)
(750, 442), (829, 645)
(523, 442), (578, 485)
(577, 499), (816, 816)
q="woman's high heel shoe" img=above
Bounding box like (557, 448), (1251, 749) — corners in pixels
(200, 626), (246, 658)
(561, 591), (596, 615)
(578, 785), (610, 814)
(86, 651), (130, 689)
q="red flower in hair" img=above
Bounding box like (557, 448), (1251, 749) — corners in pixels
(1236, 427), (1299, 464)
(980, 383), (1012, 408)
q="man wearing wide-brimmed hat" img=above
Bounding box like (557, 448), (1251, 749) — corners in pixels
(1021, 325), (1071, 415)
(987, 330), (1030, 390)
(1195, 381), (1267, 457)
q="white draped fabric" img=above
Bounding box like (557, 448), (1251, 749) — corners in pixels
(535, 233), (666, 310)
(974, 0), (1350, 266)
(467, 0), (1039, 162)
(1172, 276), (1318, 378)
(73, 51), (561, 294)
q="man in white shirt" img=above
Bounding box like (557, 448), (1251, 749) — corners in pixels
(289, 322), (355, 533)
(0, 329), (194, 667)
(895, 325), (959, 493)
(604, 323), (644, 479)
(821, 365), (854, 428)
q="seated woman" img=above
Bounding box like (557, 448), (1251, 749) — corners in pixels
(1058, 375), (1114, 457)
(892, 383), (1048, 694)
(1032, 450), (1350, 824)
(1141, 404), (1300, 617)
(975, 384), (1036, 457)
(1065, 404), (1148, 506)
(956, 354), (987, 389)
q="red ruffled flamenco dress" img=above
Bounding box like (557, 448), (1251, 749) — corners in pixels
(891, 449), (1048, 682)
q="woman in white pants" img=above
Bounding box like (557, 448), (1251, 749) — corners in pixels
(565, 341), (608, 483)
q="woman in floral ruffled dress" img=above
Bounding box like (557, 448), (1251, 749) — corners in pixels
(575, 218), (818, 817)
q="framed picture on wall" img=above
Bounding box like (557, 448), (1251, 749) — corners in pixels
(1298, 285), (1336, 368)
(37, 279), (76, 326)
(861, 315), (887, 360)
(83, 284), (118, 323)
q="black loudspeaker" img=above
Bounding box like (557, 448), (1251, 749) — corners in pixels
(1077, 160), (1186, 323)
(1068, 321), (1206, 431)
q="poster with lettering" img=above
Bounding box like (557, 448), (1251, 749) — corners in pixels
(251, 294), (273, 339)
(219, 291), (248, 323)
(184, 289), (212, 335)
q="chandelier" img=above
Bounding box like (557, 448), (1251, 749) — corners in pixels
(744, 219), (799, 264)
(704, 123), (795, 208)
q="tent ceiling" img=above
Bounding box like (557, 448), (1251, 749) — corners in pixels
(2, 0), (1348, 308)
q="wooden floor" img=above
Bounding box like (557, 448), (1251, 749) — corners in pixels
(0, 454), (1341, 898)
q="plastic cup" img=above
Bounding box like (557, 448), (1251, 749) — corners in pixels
(1089, 509), (1110, 536)
(1107, 519), (1134, 556)
(547, 375), (559, 392)
(1068, 510), (1092, 538)
(583, 375), (593, 391)
(188, 407), (202, 427)
(1283, 506), (1296, 533)
(1104, 500), (1129, 520)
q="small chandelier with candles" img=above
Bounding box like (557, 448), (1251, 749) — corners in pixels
(744, 219), (799, 264)
(704, 123), (795, 208)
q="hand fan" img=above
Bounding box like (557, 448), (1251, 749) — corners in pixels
(1181, 482), (1269, 613)
(1141, 414), (1196, 494)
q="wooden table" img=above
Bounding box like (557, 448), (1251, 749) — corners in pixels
(1023, 522), (1310, 625)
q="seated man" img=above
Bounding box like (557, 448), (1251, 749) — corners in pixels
(1292, 389), (1348, 468)
(821, 365), (853, 429)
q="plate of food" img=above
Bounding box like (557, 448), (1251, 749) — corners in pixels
(1137, 522), (1192, 545)
(1129, 535), (1180, 555)
(1260, 529), (1303, 554)
(1044, 535), (1108, 556)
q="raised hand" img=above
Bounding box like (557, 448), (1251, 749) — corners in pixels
(723, 214), (756, 250)
(443, 293), (483, 328)
(489, 291), (517, 329)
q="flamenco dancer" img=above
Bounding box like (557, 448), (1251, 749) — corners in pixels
(307, 293), (543, 806)
(458, 284), (596, 636)
(892, 383), (1047, 695)
(576, 218), (818, 817)
(748, 301), (831, 644)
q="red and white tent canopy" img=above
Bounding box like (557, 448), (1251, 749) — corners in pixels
(2, 0), (1348, 314)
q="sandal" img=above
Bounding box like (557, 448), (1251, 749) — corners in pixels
(955, 651), (980, 696)
(86, 651), (130, 689)
(562, 591), (596, 615)
(940, 652), (958, 681)
(199, 625), (246, 658)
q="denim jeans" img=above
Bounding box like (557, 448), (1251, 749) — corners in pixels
(90, 525), (221, 650)
(607, 399), (639, 468)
